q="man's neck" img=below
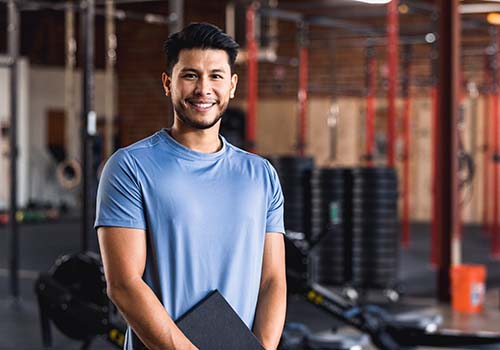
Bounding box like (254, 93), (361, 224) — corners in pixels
(169, 124), (222, 154)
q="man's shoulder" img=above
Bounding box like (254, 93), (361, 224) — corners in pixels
(121, 131), (164, 155)
(105, 131), (166, 170)
(226, 142), (271, 167)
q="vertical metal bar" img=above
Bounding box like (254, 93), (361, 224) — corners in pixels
(492, 89), (499, 257)
(492, 29), (500, 257)
(105, 0), (116, 158)
(297, 22), (308, 156)
(80, 0), (95, 252)
(437, 0), (461, 302)
(483, 56), (491, 237)
(246, 3), (257, 153)
(365, 44), (376, 166)
(8, 0), (20, 299)
(386, 0), (399, 167)
(430, 18), (440, 267)
(402, 44), (412, 249)
(430, 83), (439, 266)
(65, 0), (77, 160)
(168, 0), (183, 34)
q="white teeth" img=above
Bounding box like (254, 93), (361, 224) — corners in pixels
(191, 102), (214, 108)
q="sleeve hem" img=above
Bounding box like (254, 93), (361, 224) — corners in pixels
(265, 227), (285, 234)
(94, 219), (146, 230)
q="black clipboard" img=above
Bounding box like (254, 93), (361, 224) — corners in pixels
(176, 290), (264, 350)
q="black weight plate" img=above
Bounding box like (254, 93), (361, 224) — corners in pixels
(352, 207), (398, 216)
(315, 267), (346, 276)
(352, 233), (399, 241)
(352, 243), (398, 251)
(280, 175), (310, 184)
(310, 179), (345, 188)
(352, 226), (398, 234)
(310, 187), (345, 195)
(352, 166), (397, 177)
(352, 211), (398, 220)
(352, 259), (398, 269)
(352, 187), (398, 197)
(352, 271), (398, 281)
(352, 232), (398, 239)
(284, 193), (309, 203)
(353, 175), (398, 183)
(317, 239), (346, 248)
(353, 182), (398, 192)
(352, 197), (397, 206)
(270, 155), (314, 167)
(47, 252), (108, 340)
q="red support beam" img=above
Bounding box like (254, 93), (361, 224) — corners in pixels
(401, 45), (412, 248)
(365, 46), (376, 165)
(386, 0), (399, 167)
(431, 84), (439, 266)
(246, 3), (258, 153)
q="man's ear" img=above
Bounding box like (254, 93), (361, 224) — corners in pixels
(162, 72), (171, 96)
(230, 73), (238, 99)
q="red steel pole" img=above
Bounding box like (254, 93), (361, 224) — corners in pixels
(386, 0), (399, 167)
(365, 46), (376, 166)
(430, 84), (439, 266)
(402, 45), (412, 248)
(297, 30), (309, 156)
(246, 3), (258, 153)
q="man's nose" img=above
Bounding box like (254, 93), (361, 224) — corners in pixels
(194, 77), (212, 96)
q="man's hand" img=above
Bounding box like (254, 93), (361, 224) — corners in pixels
(252, 232), (287, 350)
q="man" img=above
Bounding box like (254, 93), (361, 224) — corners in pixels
(95, 23), (286, 350)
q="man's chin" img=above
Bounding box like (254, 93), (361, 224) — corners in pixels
(178, 115), (222, 130)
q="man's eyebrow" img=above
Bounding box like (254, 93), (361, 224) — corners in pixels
(210, 68), (227, 73)
(179, 67), (227, 73)
(179, 67), (199, 73)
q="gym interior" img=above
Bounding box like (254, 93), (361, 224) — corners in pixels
(1, 0), (500, 349)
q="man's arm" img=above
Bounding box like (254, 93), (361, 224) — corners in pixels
(98, 227), (197, 350)
(252, 232), (287, 350)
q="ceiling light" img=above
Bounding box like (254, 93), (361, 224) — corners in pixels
(461, 4), (500, 14)
(350, 0), (392, 4)
(487, 12), (500, 25)
(398, 4), (409, 14)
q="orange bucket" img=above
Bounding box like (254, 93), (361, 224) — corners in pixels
(451, 264), (486, 313)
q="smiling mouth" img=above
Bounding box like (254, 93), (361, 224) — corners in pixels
(188, 101), (217, 111)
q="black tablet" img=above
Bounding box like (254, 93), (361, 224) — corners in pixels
(176, 290), (263, 350)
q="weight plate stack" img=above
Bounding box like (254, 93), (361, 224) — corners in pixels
(310, 168), (353, 286)
(351, 167), (399, 290)
(268, 156), (314, 237)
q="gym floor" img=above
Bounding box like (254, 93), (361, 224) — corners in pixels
(1, 222), (500, 350)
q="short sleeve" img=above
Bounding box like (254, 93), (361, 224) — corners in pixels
(94, 149), (147, 230)
(264, 160), (285, 234)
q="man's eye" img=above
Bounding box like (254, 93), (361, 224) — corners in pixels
(183, 73), (197, 79)
(212, 74), (223, 79)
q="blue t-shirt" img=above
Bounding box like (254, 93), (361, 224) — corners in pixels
(95, 129), (285, 349)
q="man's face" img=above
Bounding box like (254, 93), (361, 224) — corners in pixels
(162, 49), (238, 130)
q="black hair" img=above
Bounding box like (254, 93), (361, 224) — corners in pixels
(164, 22), (239, 75)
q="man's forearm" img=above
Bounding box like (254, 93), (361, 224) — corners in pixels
(108, 278), (197, 350)
(252, 279), (287, 350)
